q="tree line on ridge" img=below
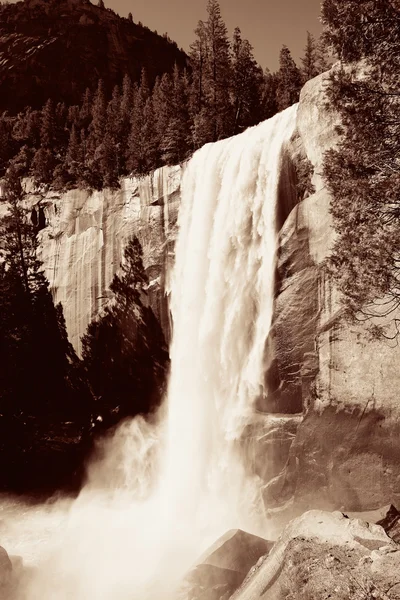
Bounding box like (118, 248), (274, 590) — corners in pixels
(0, 1), (328, 191)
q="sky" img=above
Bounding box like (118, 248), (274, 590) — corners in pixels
(105, 0), (323, 70)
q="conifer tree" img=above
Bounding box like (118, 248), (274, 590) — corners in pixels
(118, 74), (134, 174)
(190, 1), (232, 146)
(161, 66), (192, 164)
(189, 20), (208, 119)
(126, 70), (151, 174)
(231, 27), (264, 135)
(152, 73), (174, 150)
(88, 79), (107, 155)
(65, 124), (84, 182)
(276, 45), (302, 111)
(79, 88), (93, 130)
(321, 0), (400, 330)
(0, 167), (92, 418)
(82, 236), (169, 422)
(260, 69), (279, 120)
(0, 113), (15, 174)
(40, 99), (56, 149)
(204, 0), (232, 141)
(301, 32), (320, 83)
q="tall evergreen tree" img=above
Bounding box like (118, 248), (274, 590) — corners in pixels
(82, 236), (169, 423)
(126, 70), (151, 175)
(301, 32), (320, 83)
(40, 98), (56, 149)
(190, 1), (232, 146)
(276, 45), (302, 111)
(0, 167), (91, 418)
(321, 0), (400, 331)
(161, 66), (192, 164)
(203, 0), (232, 141)
(189, 19), (208, 120)
(261, 69), (279, 120)
(231, 27), (264, 135)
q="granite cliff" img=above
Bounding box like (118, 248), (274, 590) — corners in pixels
(30, 65), (400, 516)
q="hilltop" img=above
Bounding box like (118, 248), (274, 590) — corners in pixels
(0, 0), (188, 113)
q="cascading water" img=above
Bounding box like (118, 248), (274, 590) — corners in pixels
(0, 104), (297, 600)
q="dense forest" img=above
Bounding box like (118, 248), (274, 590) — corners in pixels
(0, 1), (328, 190)
(0, 0), (188, 112)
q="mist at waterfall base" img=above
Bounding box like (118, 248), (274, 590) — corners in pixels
(0, 104), (297, 600)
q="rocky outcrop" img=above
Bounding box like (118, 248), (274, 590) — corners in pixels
(264, 68), (400, 516)
(232, 510), (400, 600)
(181, 529), (273, 600)
(34, 166), (181, 354)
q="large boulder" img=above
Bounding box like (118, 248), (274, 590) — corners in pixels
(0, 546), (12, 597)
(181, 529), (273, 600)
(233, 510), (400, 600)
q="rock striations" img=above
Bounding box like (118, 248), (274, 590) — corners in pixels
(33, 165), (181, 354)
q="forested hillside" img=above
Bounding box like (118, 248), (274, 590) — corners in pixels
(0, 1), (328, 191)
(0, 0), (187, 113)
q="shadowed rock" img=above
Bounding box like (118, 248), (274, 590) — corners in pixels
(376, 504), (400, 544)
(181, 529), (274, 600)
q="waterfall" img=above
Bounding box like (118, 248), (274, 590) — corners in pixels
(3, 104), (298, 600)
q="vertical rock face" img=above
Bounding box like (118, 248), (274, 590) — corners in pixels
(264, 69), (400, 516)
(36, 165), (182, 354)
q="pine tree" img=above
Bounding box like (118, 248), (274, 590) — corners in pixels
(204, 0), (232, 141)
(190, 1), (232, 146)
(40, 99), (56, 149)
(118, 74), (134, 174)
(32, 98), (58, 185)
(79, 88), (92, 130)
(276, 45), (302, 111)
(65, 124), (84, 182)
(88, 80), (107, 155)
(0, 113), (15, 175)
(161, 66), (192, 164)
(301, 32), (320, 83)
(189, 19), (208, 119)
(261, 69), (279, 120)
(321, 0), (400, 331)
(231, 27), (264, 135)
(31, 147), (56, 186)
(126, 70), (151, 175)
(152, 73), (174, 150)
(82, 236), (169, 423)
(0, 167), (92, 418)
(86, 80), (107, 188)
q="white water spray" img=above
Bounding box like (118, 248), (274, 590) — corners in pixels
(0, 104), (297, 600)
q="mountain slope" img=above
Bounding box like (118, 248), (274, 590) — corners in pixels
(0, 0), (188, 113)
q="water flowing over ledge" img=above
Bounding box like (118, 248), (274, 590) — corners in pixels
(0, 105), (298, 600)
